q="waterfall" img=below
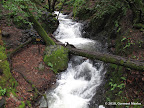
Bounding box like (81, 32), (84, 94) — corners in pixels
(40, 12), (106, 108)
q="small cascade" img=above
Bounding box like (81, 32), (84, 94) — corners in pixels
(40, 12), (106, 108)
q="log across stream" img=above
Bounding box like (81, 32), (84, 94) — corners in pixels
(39, 12), (107, 108)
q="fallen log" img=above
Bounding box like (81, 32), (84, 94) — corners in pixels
(50, 34), (144, 71)
(69, 47), (144, 71)
(15, 2), (144, 71)
(21, 2), (55, 46)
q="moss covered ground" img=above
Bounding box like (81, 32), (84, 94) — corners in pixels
(0, 45), (17, 95)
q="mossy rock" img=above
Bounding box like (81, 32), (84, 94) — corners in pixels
(44, 45), (69, 73)
(0, 46), (17, 89)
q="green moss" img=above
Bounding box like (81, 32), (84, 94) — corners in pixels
(101, 57), (106, 62)
(0, 45), (17, 91)
(110, 58), (117, 63)
(120, 60), (124, 65)
(44, 45), (69, 73)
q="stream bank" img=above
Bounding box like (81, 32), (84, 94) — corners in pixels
(40, 11), (107, 108)
(73, 0), (144, 106)
(0, 7), (58, 107)
(0, 0), (144, 107)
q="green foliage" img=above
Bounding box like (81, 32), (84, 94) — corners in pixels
(0, 86), (6, 96)
(73, 0), (86, 17)
(105, 65), (127, 102)
(19, 101), (25, 108)
(93, 0), (126, 19)
(75, 7), (94, 20)
(137, 40), (143, 48)
(56, 0), (66, 10)
(121, 36), (135, 49)
(77, 0), (127, 40)
(121, 77), (126, 81)
(26, 100), (31, 107)
(65, 0), (86, 17)
(115, 21), (121, 33)
(115, 32), (134, 56)
(47, 62), (57, 73)
(110, 64), (118, 69)
(109, 77), (125, 91)
(48, 62), (53, 68)
(13, 15), (31, 29)
(2, 0), (44, 28)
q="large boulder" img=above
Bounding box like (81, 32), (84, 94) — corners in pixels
(44, 45), (69, 73)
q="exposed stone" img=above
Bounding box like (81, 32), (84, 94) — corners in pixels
(38, 62), (45, 71)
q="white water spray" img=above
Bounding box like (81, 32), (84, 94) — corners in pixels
(40, 12), (106, 108)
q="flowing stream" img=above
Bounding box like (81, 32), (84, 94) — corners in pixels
(40, 12), (106, 108)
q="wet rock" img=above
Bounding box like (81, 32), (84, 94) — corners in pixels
(2, 31), (10, 38)
(20, 28), (43, 43)
(65, 12), (73, 18)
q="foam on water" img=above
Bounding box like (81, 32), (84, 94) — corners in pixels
(40, 12), (105, 108)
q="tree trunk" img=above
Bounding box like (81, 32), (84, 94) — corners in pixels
(20, 2), (144, 71)
(50, 35), (144, 71)
(48, 0), (51, 12)
(68, 47), (144, 71)
(52, 0), (57, 12)
(22, 2), (55, 46)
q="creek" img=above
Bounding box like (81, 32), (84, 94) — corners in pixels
(40, 12), (107, 108)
